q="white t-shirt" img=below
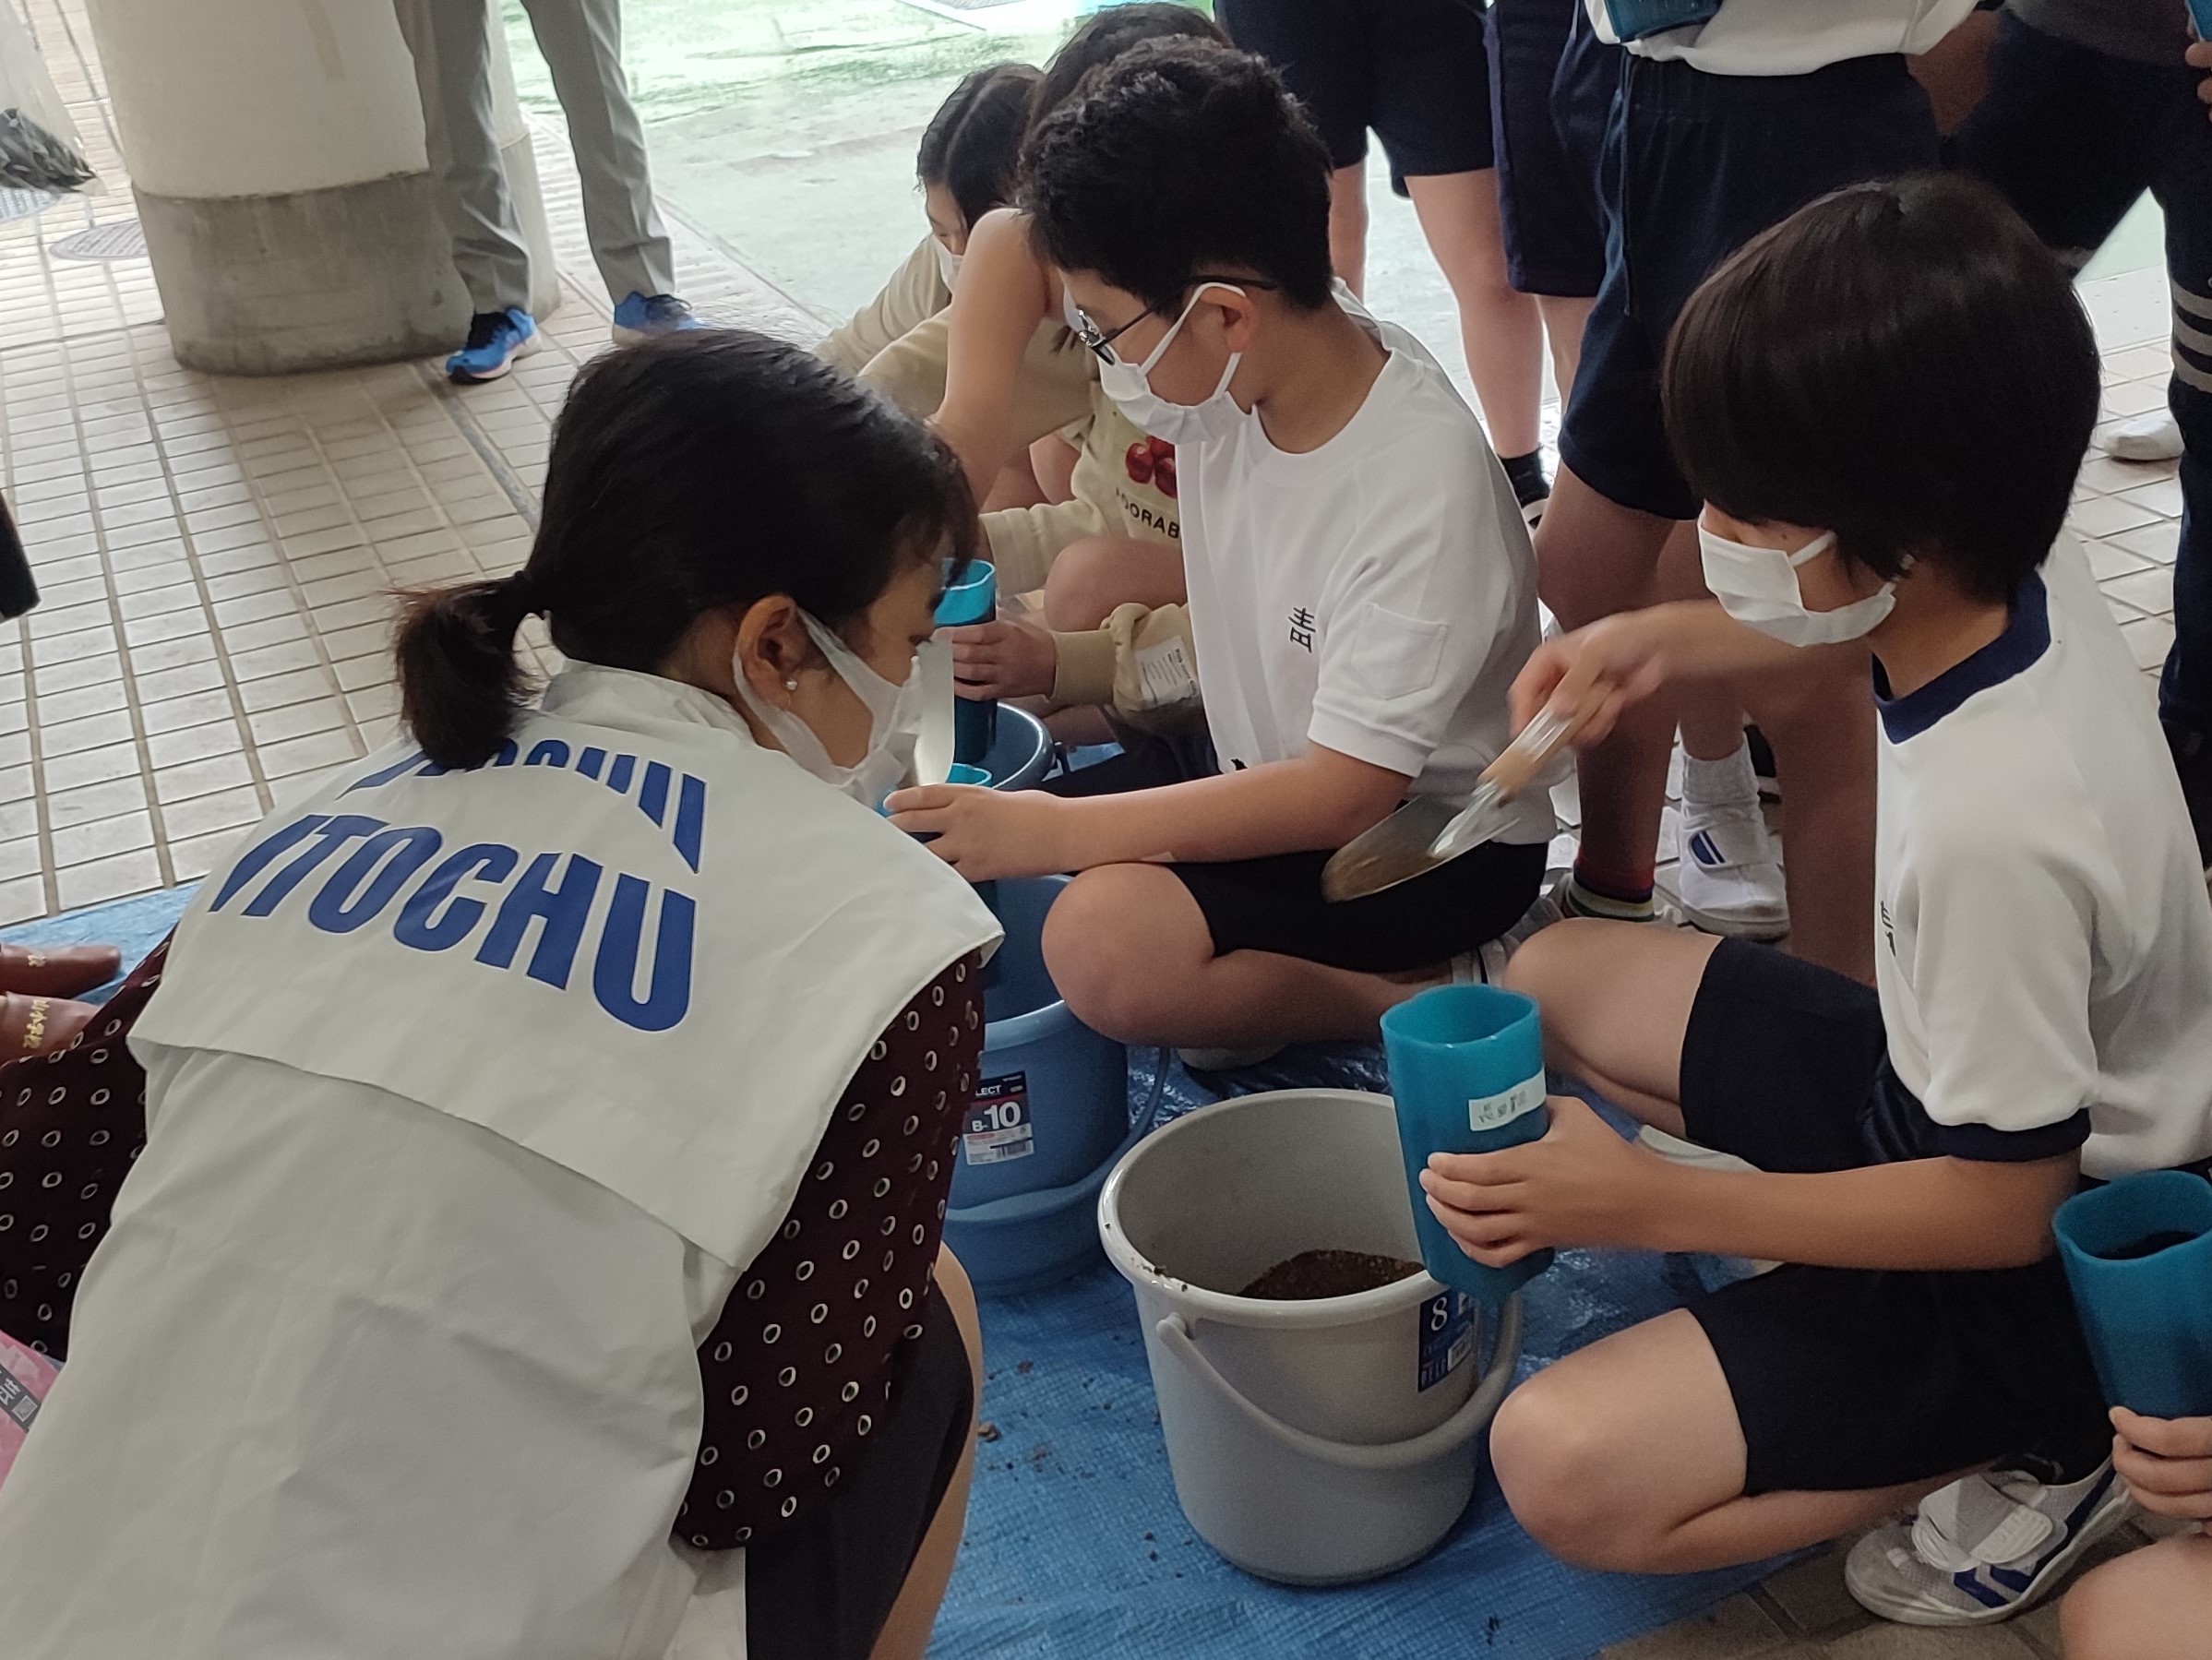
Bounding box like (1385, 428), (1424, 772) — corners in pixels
(1585, 0), (1978, 74)
(1178, 309), (1554, 845)
(1873, 536), (2212, 1179)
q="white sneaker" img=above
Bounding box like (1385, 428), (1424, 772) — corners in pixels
(2102, 411), (2183, 463)
(1845, 1462), (2135, 1626)
(1670, 743), (1788, 940)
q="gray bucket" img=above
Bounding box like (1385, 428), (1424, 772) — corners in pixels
(1097, 1088), (1522, 1585)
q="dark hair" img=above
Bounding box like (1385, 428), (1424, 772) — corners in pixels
(396, 331), (976, 770)
(1023, 38), (1333, 315)
(917, 63), (1042, 231)
(1031, 2), (1226, 128)
(1664, 173), (2099, 604)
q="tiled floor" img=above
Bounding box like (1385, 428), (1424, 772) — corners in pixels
(0, 4), (2196, 1654)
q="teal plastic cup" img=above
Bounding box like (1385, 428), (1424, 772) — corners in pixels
(949, 763), (993, 787)
(1380, 984), (1554, 1308)
(937, 560), (998, 767)
(2054, 1170), (2212, 1419)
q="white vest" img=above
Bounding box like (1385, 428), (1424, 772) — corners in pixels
(133, 663), (1003, 1272)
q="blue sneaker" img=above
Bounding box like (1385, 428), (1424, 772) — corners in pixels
(612, 292), (704, 345)
(446, 308), (539, 384)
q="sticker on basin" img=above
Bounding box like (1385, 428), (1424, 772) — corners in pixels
(963, 1072), (1034, 1165)
(1418, 1289), (1475, 1391)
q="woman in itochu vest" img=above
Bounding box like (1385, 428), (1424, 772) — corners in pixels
(0, 331), (1003, 1660)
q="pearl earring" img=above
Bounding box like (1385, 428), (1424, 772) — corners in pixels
(783, 679), (799, 691)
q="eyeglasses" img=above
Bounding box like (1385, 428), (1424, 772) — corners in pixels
(1070, 274), (1280, 366)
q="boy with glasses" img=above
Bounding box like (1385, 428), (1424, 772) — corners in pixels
(891, 39), (1553, 1064)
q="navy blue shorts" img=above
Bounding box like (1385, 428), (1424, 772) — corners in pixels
(1678, 941), (2110, 1495)
(1219, 0), (1493, 197)
(1485, 0), (1616, 298)
(1560, 52), (1939, 521)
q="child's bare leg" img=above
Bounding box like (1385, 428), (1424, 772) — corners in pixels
(2060, 1530), (2212, 1660)
(1491, 1309), (1957, 1573)
(1040, 535), (1187, 631)
(1328, 162), (1369, 297)
(1042, 864), (1410, 1047)
(1501, 918), (1722, 1135)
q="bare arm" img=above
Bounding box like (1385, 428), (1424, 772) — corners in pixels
(1419, 1093), (2078, 1272)
(1509, 600), (1863, 741)
(933, 209), (1056, 502)
(887, 743), (1407, 880)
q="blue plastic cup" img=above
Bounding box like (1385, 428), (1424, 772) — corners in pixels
(1380, 984), (1554, 1308)
(2054, 1170), (2212, 1420)
(937, 559), (998, 767)
(949, 763), (993, 787)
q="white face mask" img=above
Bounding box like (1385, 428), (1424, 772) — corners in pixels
(1698, 527), (1900, 648)
(1096, 284), (1249, 446)
(933, 236), (963, 291)
(733, 613), (926, 807)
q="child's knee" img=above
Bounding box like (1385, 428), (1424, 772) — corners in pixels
(1501, 917), (1613, 1008)
(2059, 1554), (2134, 1660)
(1489, 1376), (1629, 1568)
(1041, 872), (1172, 1042)
(1041, 538), (1132, 631)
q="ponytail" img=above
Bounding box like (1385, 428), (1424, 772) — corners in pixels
(394, 572), (540, 770)
(387, 329), (976, 774)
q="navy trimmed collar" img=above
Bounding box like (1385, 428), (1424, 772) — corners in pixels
(1874, 573), (2051, 743)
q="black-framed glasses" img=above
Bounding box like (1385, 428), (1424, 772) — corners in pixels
(1070, 274), (1281, 365)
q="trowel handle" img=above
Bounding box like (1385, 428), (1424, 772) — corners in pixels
(1475, 693), (1602, 801)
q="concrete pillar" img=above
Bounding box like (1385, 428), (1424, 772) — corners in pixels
(82, 0), (561, 376)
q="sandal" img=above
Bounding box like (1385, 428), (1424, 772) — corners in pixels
(0, 992), (98, 1057)
(0, 941), (122, 999)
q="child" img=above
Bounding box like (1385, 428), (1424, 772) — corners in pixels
(1417, 174), (2212, 1624)
(817, 61), (1093, 518)
(931, 5), (1228, 737)
(891, 39), (1552, 1058)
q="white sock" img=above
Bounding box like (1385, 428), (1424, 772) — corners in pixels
(1681, 739), (1759, 808)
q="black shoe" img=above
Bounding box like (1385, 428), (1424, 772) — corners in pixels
(2166, 722), (2212, 870)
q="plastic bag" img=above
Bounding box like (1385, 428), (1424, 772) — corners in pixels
(0, 1), (93, 193)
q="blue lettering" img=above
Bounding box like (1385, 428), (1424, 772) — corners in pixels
(524, 740), (570, 768)
(490, 739), (519, 767)
(240, 816), (385, 917)
(211, 815), (327, 911)
(638, 761), (672, 826)
(476, 851), (602, 988)
(307, 826), (445, 935)
(592, 876), (695, 1033)
(605, 753), (636, 794)
(393, 842), (520, 952)
(674, 773), (707, 873)
(341, 750), (430, 795)
(576, 746), (607, 782)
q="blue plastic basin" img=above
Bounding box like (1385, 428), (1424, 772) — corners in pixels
(945, 875), (1132, 1295)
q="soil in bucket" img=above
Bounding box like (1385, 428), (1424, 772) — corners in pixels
(1240, 1249), (1426, 1301)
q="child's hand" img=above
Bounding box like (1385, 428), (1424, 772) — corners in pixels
(1416, 1095), (1671, 1264)
(885, 782), (1070, 879)
(1508, 613), (1671, 746)
(2110, 1407), (2212, 1524)
(942, 616), (1058, 701)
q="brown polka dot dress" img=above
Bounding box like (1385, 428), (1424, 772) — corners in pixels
(677, 950), (985, 1550)
(0, 938), (986, 1557)
(0, 937), (166, 1359)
